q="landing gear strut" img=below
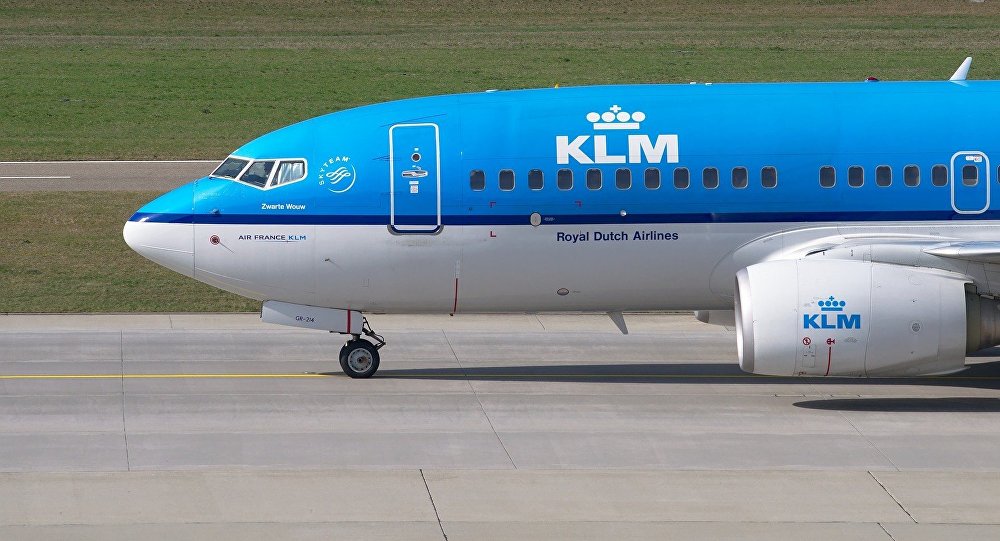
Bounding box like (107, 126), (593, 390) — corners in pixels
(337, 318), (386, 378)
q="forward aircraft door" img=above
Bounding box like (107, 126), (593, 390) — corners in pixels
(951, 151), (990, 214)
(389, 123), (441, 233)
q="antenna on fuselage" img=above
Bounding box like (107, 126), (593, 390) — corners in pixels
(950, 56), (973, 81)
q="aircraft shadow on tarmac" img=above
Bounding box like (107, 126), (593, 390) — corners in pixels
(793, 396), (1000, 412)
(333, 360), (1000, 412)
(326, 358), (1000, 391)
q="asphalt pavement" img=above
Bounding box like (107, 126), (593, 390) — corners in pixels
(1, 312), (999, 539)
(0, 160), (213, 191)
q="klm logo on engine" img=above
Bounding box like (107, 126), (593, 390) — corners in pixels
(556, 105), (679, 165)
(803, 296), (862, 330)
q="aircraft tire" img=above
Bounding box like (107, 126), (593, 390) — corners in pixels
(339, 339), (380, 378)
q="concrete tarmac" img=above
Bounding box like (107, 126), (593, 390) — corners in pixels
(0, 160), (212, 192)
(1, 312), (1000, 539)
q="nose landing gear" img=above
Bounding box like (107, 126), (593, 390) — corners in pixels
(338, 318), (386, 378)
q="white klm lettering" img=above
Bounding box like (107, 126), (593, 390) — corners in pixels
(593, 135), (626, 164)
(556, 136), (593, 164)
(557, 134), (680, 165)
(628, 134), (679, 164)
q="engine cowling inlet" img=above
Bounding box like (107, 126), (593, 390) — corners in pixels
(735, 259), (1000, 377)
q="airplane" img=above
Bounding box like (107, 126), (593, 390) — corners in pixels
(124, 57), (1000, 379)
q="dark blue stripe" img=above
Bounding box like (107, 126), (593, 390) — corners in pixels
(129, 210), (1000, 226)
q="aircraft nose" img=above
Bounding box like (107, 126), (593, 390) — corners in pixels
(123, 220), (194, 278)
(123, 182), (195, 278)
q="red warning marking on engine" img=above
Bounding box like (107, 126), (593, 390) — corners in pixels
(824, 338), (835, 376)
(802, 337), (811, 346)
(210, 235), (221, 245)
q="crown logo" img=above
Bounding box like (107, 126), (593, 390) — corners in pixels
(586, 105), (645, 130)
(818, 296), (846, 312)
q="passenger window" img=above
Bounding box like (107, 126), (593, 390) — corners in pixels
(963, 165), (978, 186)
(587, 168), (602, 190)
(761, 166), (777, 188)
(731, 167), (748, 189)
(239, 160), (275, 188)
(931, 164), (948, 186)
(848, 166), (864, 187)
(819, 166), (836, 188)
(557, 168), (573, 190)
(644, 168), (661, 189)
(875, 165), (892, 187)
(212, 157), (249, 180)
(499, 169), (515, 191)
(470, 170), (485, 191)
(904, 165), (919, 187)
(528, 169), (543, 190)
(616, 168), (631, 190)
(272, 160), (306, 186)
(703, 167), (719, 189)
(673, 167), (690, 189)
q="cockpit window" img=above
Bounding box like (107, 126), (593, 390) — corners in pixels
(239, 160), (275, 187)
(212, 156), (308, 189)
(212, 157), (249, 180)
(272, 160), (306, 187)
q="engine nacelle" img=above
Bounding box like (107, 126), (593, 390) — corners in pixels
(735, 259), (1000, 377)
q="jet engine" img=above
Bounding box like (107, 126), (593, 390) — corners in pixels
(735, 259), (1000, 377)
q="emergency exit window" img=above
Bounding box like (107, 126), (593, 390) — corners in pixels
(963, 165), (978, 187)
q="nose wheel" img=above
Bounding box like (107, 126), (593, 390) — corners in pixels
(337, 317), (386, 378)
(339, 339), (380, 378)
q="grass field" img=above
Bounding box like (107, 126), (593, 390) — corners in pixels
(0, 192), (257, 312)
(2, 1), (1000, 160)
(2, 1), (1000, 312)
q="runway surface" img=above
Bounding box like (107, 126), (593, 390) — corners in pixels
(2, 312), (1000, 539)
(0, 160), (212, 191)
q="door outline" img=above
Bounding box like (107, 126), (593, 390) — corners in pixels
(389, 123), (442, 234)
(950, 150), (991, 215)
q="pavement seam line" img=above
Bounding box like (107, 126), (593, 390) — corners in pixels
(420, 469), (449, 541)
(877, 522), (898, 540)
(869, 471), (917, 523)
(119, 330), (131, 472)
(442, 329), (517, 469)
(839, 410), (900, 472)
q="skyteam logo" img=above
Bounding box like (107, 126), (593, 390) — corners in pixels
(317, 155), (357, 194)
(556, 105), (679, 165)
(803, 296), (862, 330)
